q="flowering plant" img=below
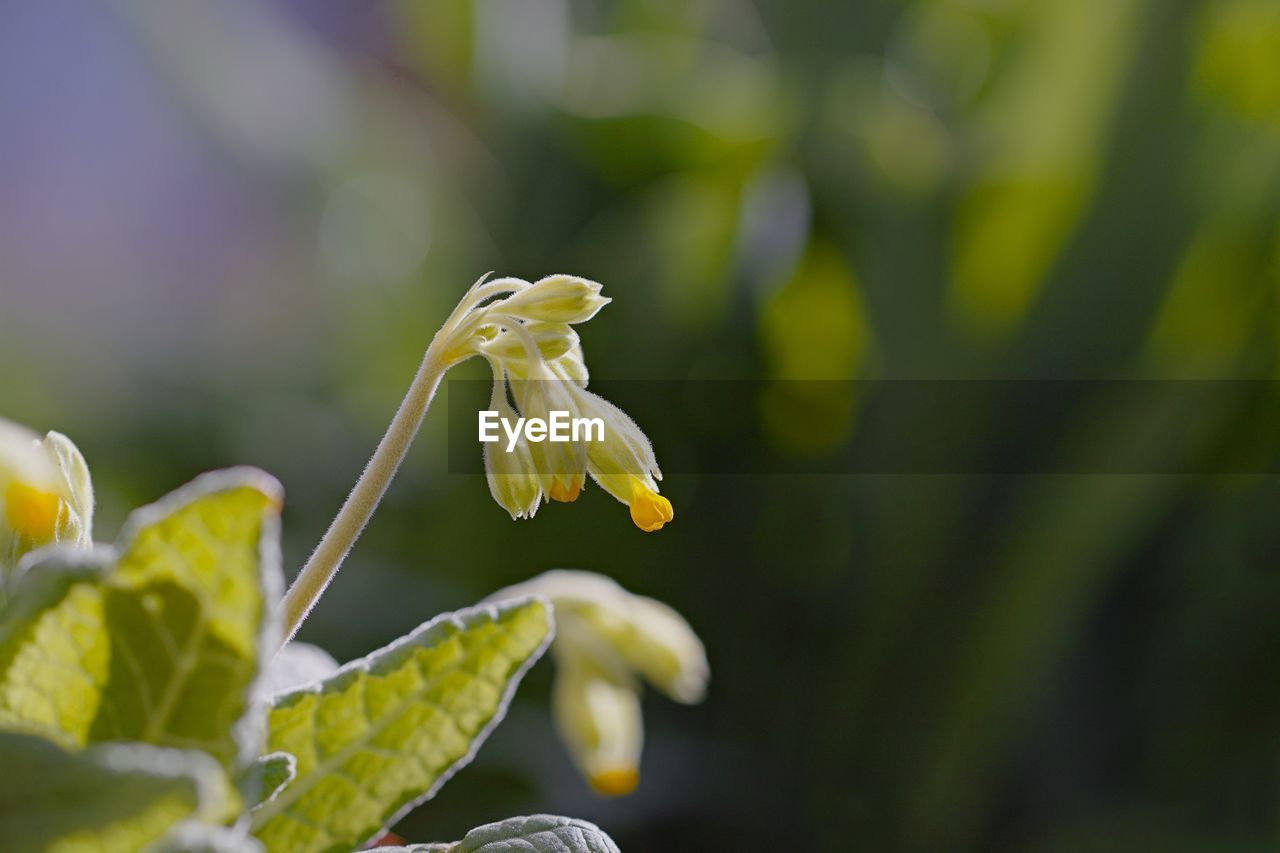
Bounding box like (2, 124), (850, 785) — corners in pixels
(0, 276), (704, 853)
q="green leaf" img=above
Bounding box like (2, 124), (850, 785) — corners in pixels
(0, 551), (113, 745)
(0, 468), (284, 770)
(454, 814), (621, 852)
(0, 731), (232, 853)
(382, 815), (622, 853)
(250, 598), (553, 853)
(242, 752), (297, 810)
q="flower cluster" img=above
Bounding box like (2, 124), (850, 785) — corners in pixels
(487, 570), (708, 796)
(0, 417), (94, 576)
(438, 274), (674, 532)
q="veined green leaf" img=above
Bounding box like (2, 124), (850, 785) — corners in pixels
(242, 751), (297, 810)
(381, 814), (621, 853)
(91, 469), (283, 766)
(0, 552), (113, 746)
(0, 468), (284, 770)
(453, 814), (620, 852)
(0, 731), (232, 853)
(250, 598), (553, 853)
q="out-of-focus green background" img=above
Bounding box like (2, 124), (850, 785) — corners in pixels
(3, 1), (1280, 850)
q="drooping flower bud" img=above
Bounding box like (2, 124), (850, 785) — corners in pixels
(487, 570), (708, 796)
(496, 275), (610, 325)
(551, 648), (643, 797)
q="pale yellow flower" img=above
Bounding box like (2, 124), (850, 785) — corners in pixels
(488, 570), (708, 795)
(0, 418), (94, 574)
(283, 274), (675, 642)
(439, 274), (673, 530)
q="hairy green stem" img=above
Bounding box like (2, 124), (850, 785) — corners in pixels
(280, 343), (448, 645)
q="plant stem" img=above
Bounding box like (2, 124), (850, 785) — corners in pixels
(280, 342), (448, 645)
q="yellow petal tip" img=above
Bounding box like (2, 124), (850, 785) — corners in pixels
(629, 482), (673, 532)
(590, 768), (639, 797)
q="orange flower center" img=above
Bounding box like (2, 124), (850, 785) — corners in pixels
(548, 476), (583, 503)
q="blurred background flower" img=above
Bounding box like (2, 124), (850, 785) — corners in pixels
(2, 0), (1280, 850)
